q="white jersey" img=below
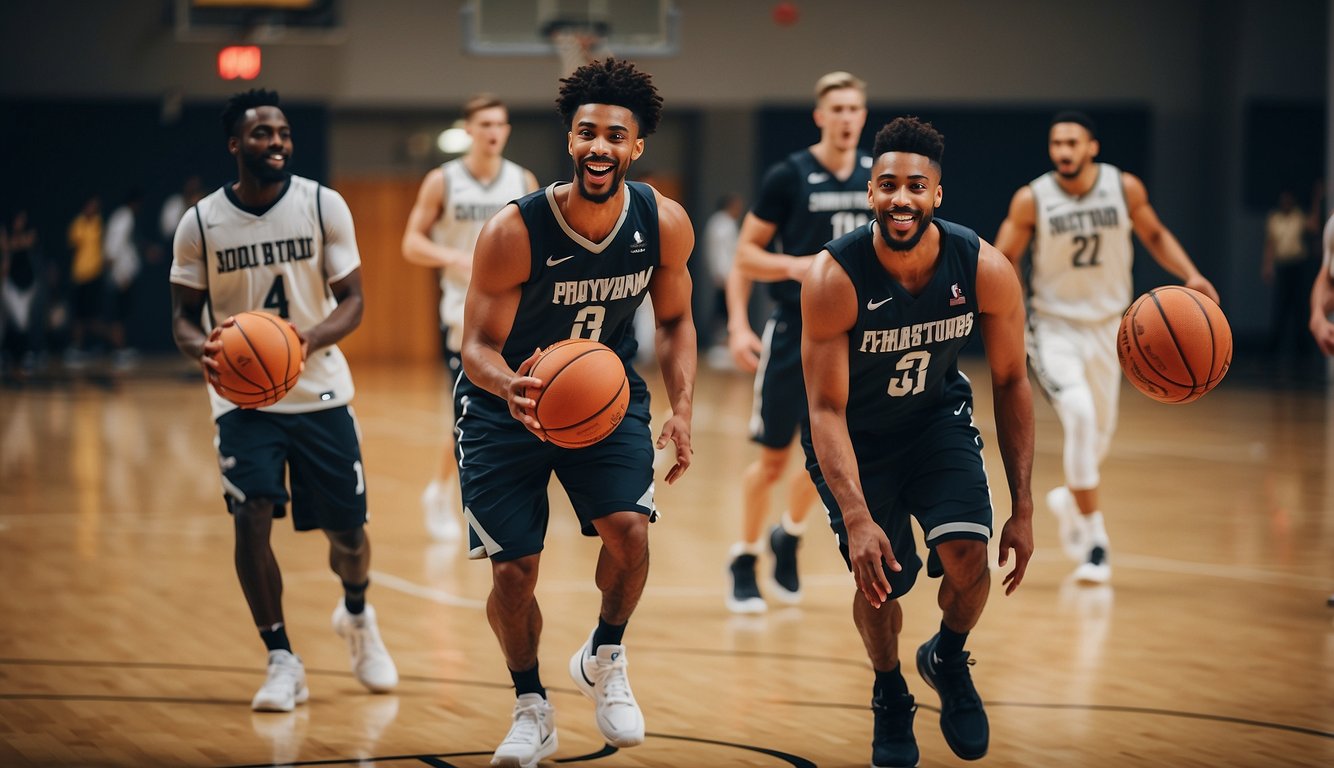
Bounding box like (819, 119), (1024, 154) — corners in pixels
(1029, 163), (1134, 322)
(170, 175), (361, 420)
(434, 158), (531, 350)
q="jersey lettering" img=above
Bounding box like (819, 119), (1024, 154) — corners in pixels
(551, 267), (654, 306)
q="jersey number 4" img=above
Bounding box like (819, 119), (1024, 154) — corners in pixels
(263, 275), (291, 318)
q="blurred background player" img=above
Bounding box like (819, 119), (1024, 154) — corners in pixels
(701, 192), (743, 361)
(994, 110), (1218, 585)
(401, 93), (538, 544)
(65, 193), (103, 368)
(724, 71), (872, 613)
(170, 88), (397, 712)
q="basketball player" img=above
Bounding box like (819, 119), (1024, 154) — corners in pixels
(994, 111), (1218, 584)
(1308, 211), (1334, 355)
(169, 89), (397, 713)
(458, 58), (694, 767)
(401, 93), (539, 544)
(803, 116), (1034, 767)
(724, 71), (873, 613)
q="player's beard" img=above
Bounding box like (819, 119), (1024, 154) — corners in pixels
(573, 156), (626, 204)
(243, 150), (291, 183)
(1055, 157), (1086, 180)
(877, 207), (934, 252)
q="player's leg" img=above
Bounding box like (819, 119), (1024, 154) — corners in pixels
(423, 348), (464, 543)
(288, 406), (398, 693)
(558, 393), (654, 748)
(912, 418), (994, 761)
(1070, 317), (1123, 584)
(217, 409), (309, 712)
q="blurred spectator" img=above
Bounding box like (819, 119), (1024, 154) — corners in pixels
(103, 188), (144, 369)
(1262, 188), (1320, 362)
(703, 193), (743, 354)
(1, 209), (43, 383)
(159, 175), (203, 241)
(66, 194), (104, 367)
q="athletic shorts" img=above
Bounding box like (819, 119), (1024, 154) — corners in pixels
(802, 402), (993, 598)
(749, 302), (806, 448)
(456, 369), (656, 562)
(214, 405), (368, 531)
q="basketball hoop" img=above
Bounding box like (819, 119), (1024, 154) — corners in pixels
(543, 19), (611, 76)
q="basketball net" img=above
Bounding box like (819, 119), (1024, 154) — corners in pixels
(550, 25), (611, 77)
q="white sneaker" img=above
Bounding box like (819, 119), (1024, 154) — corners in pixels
(251, 649), (309, 712)
(332, 602), (399, 693)
(1046, 487), (1086, 562)
(568, 631), (645, 747)
(1074, 542), (1112, 584)
(491, 693), (557, 768)
(422, 479), (462, 543)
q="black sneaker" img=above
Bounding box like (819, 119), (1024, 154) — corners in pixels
(916, 633), (988, 760)
(871, 692), (919, 768)
(768, 525), (801, 604)
(726, 553), (765, 614)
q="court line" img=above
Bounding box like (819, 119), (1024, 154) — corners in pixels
(367, 570), (487, 609)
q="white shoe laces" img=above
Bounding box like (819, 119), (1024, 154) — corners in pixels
(595, 654), (634, 706)
(263, 656), (302, 692)
(503, 699), (549, 745)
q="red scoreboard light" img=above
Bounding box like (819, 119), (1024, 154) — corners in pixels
(218, 46), (262, 80)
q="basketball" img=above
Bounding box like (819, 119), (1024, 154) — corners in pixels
(1116, 286), (1231, 404)
(526, 338), (629, 449)
(212, 311), (304, 409)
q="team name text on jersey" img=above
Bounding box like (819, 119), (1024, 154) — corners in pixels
(215, 237), (315, 274)
(859, 312), (975, 353)
(551, 267), (655, 306)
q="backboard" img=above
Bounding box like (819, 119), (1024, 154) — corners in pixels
(461, 0), (679, 57)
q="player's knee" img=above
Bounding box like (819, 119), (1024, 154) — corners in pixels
(595, 510), (649, 555)
(754, 449), (790, 483)
(1054, 387), (1097, 432)
(491, 557), (539, 596)
(231, 499), (274, 534)
(935, 539), (988, 582)
(325, 526), (367, 556)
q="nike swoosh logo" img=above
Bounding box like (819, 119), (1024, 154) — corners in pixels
(546, 254), (576, 267)
(953, 401), (966, 415)
(866, 297), (892, 310)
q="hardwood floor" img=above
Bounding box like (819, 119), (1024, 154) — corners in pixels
(0, 354), (1330, 767)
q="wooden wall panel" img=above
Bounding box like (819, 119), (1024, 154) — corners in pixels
(334, 176), (441, 365)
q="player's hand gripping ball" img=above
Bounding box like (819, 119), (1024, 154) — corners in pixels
(525, 338), (629, 448)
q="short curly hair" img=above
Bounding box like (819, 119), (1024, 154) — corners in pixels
(872, 116), (945, 169)
(556, 57), (663, 136)
(222, 88), (281, 139)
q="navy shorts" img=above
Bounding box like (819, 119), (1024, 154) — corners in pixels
(457, 369), (656, 562)
(215, 405), (368, 531)
(750, 303), (806, 448)
(802, 403), (993, 598)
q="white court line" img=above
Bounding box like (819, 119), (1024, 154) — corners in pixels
(369, 569), (486, 609)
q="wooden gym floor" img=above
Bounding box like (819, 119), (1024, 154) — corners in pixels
(0, 354), (1330, 767)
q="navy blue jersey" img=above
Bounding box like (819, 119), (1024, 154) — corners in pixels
(827, 219), (981, 435)
(461, 182), (659, 392)
(752, 149), (874, 306)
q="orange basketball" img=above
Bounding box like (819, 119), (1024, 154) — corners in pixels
(213, 311), (304, 409)
(526, 338), (629, 449)
(1116, 286), (1231, 404)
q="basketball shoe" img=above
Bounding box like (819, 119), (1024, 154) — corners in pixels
(251, 649), (309, 712)
(1045, 487), (1086, 562)
(332, 602), (399, 693)
(568, 630), (644, 747)
(916, 633), (988, 760)
(422, 478), (462, 543)
(491, 693), (557, 768)
(1074, 512), (1112, 584)
(768, 525), (802, 604)
(871, 691), (919, 768)
(726, 551), (765, 614)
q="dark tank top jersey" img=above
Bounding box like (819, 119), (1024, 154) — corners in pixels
(461, 181), (660, 401)
(827, 218), (980, 435)
(753, 149), (873, 306)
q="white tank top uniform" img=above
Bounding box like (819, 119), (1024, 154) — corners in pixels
(433, 158), (532, 351)
(170, 176), (362, 421)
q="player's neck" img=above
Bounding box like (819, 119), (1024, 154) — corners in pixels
(558, 182), (624, 242)
(810, 142), (858, 179)
(1055, 165), (1099, 197)
(872, 220), (941, 294)
(463, 152), (503, 183)
(232, 175), (287, 209)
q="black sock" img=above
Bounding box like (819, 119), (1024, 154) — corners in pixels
(873, 662), (910, 700)
(937, 621), (969, 660)
(510, 663), (546, 698)
(343, 579), (368, 615)
(591, 617), (627, 650)
(259, 622), (291, 653)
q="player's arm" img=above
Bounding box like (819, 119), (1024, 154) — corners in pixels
(647, 192), (697, 484)
(734, 163), (814, 283)
(168, 210), (221, 380)
(1124, 172), (1220, 304)
(974, 241), (1035, 595)
(800, 250), (897, 608)
(993, 185), (1037, 280)
(1310, 214), (1334, 355)
(724, 265), (761, 372)
(461, 204), (543, 434)
(302, 190), (364, 356)
(401, 167), (469, 269)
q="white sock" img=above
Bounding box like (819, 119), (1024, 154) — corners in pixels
(1085, 511), (1109, 547)
(780, 510), (807, 537)
(730, 540), (763, 558)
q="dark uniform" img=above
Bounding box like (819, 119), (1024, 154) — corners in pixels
(750, 149), (873, 447)
(456, 182), (661, 561)
(801, 219), (993, 597)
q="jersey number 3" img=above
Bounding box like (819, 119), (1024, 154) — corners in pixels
(887, 350), (930, 397)
(571, 305), (606, 342)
